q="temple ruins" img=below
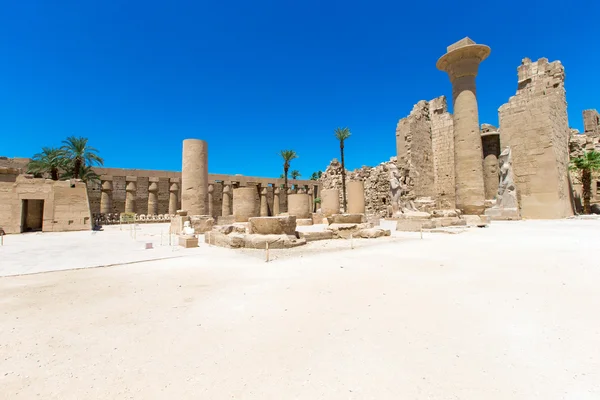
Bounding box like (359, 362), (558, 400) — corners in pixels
(2, 36), (600, 236)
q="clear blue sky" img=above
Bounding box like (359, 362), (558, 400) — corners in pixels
(1, 0), (598, 178)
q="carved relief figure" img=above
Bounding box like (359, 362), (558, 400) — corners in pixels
(495, 147), (518, 209)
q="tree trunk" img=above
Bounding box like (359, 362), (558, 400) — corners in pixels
(284, 166), (289, 189)
(340, 143), (347, 212)
(74, 158), (82, 180)
(51, 167), (59, 181)
(582, 169), (591, 214)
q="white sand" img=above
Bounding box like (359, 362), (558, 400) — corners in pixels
(1, 219), (599, 399)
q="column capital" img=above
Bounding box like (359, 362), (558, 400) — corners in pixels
(436, 38), (490, 81)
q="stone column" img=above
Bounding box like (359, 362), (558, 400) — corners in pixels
(169, 180), (179, 215)
(288, 193), (311, 219)
(125, 177), (137, 213)
(260, 188), (268, 216)
(307, 188), (314, 213)
(321, 188), (340, 217)
(208, 184), (214, 217)
(222, 184), (232, 216)
(181, 139), (209, 215)
(100, 179), (113, 214)
(273, 188), (281, 215)
(233, 187), (258, 222)
(481, 131), (501, 200)
(347, 181), (366, 214)
(437, 37), (490, 215)
(147, 178), (159, 216)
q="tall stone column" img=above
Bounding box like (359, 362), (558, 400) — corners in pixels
(169, 180), (179, 215)
(181, 139), (209, 215)
(148, 178), (159, 216)
(100, 179), (113, 214)
(273, 188), (280, 215)
(260, 188), (268, 216)
(125, 178), (137, 213)
(222, 184), (231, 216)
(437, 37), (490, 215)
(307, 188), (314, 213)
(208, 184), (214, 217)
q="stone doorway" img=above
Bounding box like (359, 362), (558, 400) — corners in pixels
(22, 199), (44, 232)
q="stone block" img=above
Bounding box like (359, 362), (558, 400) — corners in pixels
(484, 208), (520, 220)
(178, 235), (198, 248)
(327, 213), (365, 224)
(243, 234), (306, 249)
(297, 230), (334, 242)
(311, 212), (324, 225)
(356, 228), (391, 238)
(248, 216), (297, 235)
(462, 215), (490, 227)
(189, 215), (214, 233)
(327, 222), (372, 239)
(170, 215), (189, 234)
(296, 218), (313, 226)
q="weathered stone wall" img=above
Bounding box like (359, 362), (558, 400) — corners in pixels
(430, 96), (456, 209)
(583, 109), (600, 136)
(0, 173), (92, 234)
(498, 58), (573, 219)
(320, 158), (395, 216)
(396, 101), (435, 198)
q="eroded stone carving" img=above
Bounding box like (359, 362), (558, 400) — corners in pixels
(388, 163), (417, 216)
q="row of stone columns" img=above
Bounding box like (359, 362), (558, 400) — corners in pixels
(99, 177), (180, 215)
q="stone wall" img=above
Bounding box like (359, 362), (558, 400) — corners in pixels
(0, 173), (92, 234)
(430, 96), (456, 209)
(583, 109), (600, 137)
(320, 158), (395, 216)
(396, 100), (435, 198)
(498, 58), (573, 219)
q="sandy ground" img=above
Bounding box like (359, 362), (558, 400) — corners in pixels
(1, 219), (599, 399)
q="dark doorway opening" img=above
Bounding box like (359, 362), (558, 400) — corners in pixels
(22, 199), (44, 232)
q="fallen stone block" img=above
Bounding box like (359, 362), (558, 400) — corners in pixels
(243, 234), (306, 249)
(296, 218), (313, 226)
(327, 213), (365, 224)
(248, 216), (296, 235)
(190, 215), (215, 233)
(462, 215), (491, 227)
(327, 222), (372, 239)
(357, 228), (391, 238)
(297, 230), (334, 242)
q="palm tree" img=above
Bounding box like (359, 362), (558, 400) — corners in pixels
(27, 147), (67, 180)
(61, 136), (103, 180)
(279, 150), (298, 189)
(62, 164), (101, 184)
(570, 150), (600, 214)
(334, 127), (351, 211)
(290, 170), (301, 180)
(310, 171), (323, 181)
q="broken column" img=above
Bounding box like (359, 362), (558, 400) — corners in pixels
(437, 37), (489, 214)
(347, 181), (365, 214)
(233, 187), (258, 222)
(181, 139), (209, 216)
(498, 58), (573, 218)
(480, 124), (501, 200)
(147, 177), (159, 215)
(288, 193), (311, 219)
(321, 188), (340, 217)
(168, 179), (179, 215)
(100, 178), (113, 214)
(125, 177), (137, 213)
